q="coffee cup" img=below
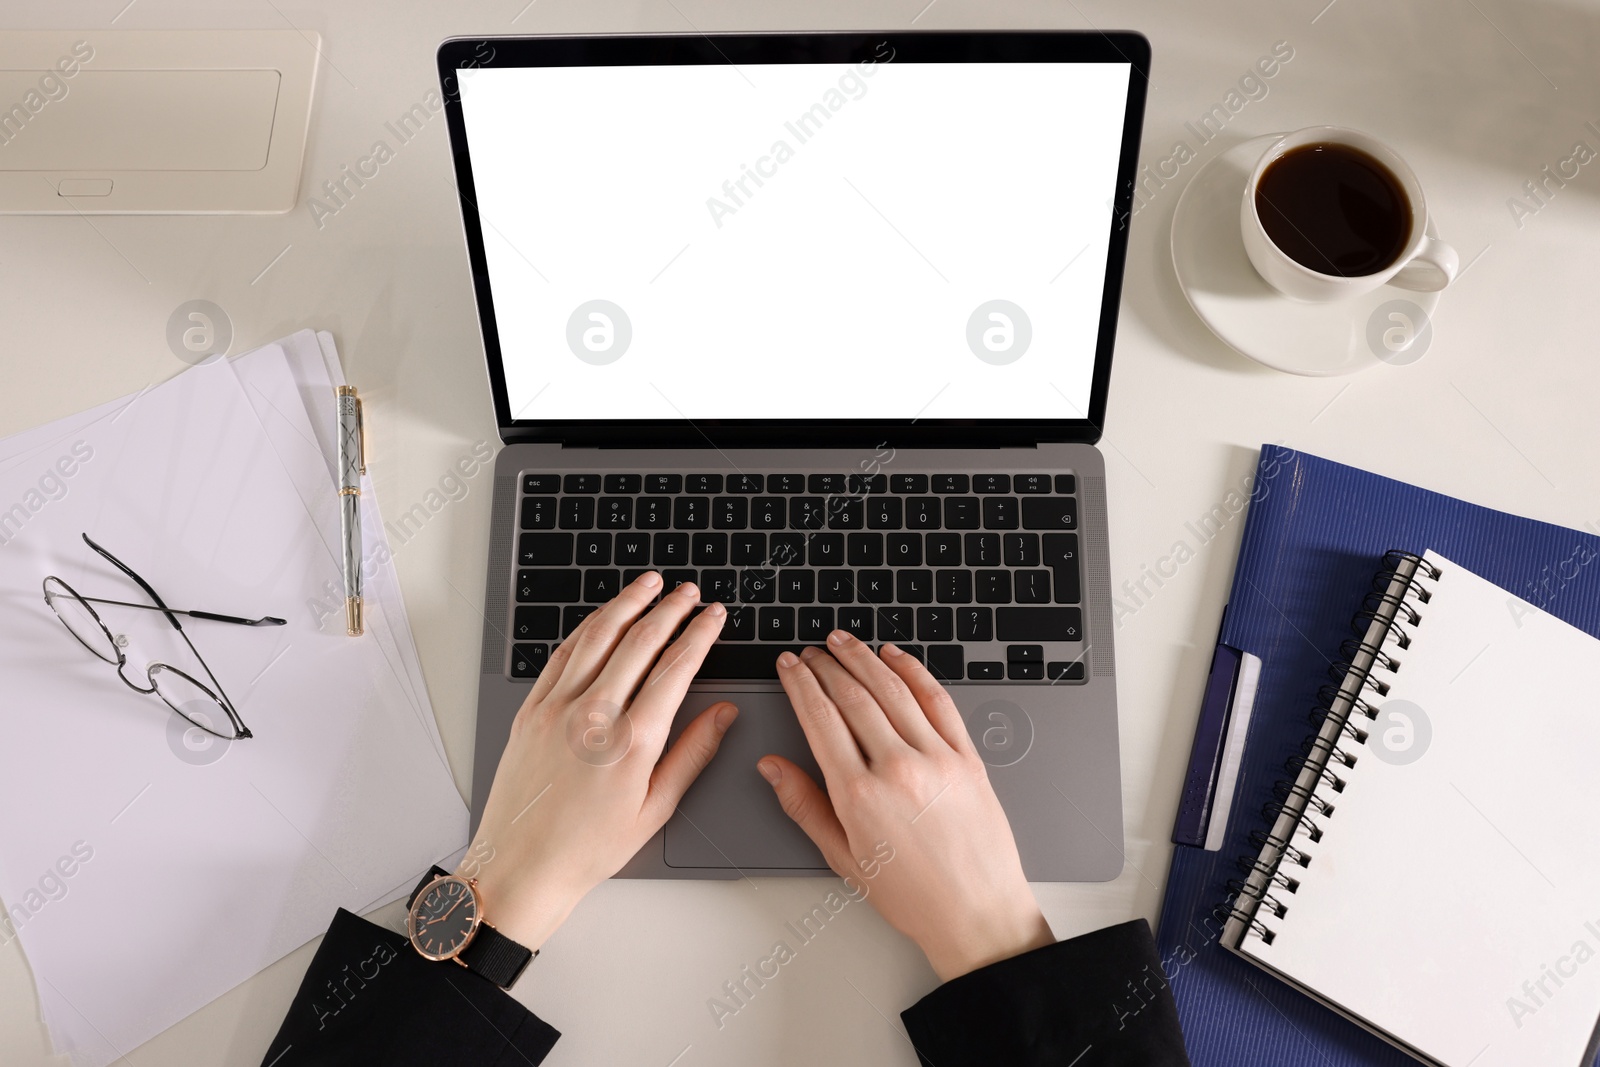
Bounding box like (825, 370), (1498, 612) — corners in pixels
(1241, 126), (1457, 303)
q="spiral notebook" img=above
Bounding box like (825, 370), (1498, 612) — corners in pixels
(1223, 548), (1600, 1067)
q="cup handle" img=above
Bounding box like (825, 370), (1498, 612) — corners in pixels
(1390, 235), (1458, 292)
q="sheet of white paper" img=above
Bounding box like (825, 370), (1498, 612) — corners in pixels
(0, 356), (467, 1066)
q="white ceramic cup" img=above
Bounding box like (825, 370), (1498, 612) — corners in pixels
(1241, 126), (1457, 303)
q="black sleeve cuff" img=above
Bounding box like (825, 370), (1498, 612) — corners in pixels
(261, 908), (560, 1067)
(900, 919), (1190, 1067)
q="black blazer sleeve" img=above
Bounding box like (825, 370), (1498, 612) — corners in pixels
(900, 919), (1190, 1067)
(260, 909), (560, 1067)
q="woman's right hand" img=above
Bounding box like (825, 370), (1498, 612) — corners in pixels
(759, 632), (1054, 981)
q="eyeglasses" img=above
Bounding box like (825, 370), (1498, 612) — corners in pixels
(43, 534), (285, 741)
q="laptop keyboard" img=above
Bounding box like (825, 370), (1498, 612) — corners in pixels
(507, 471), (1086, 684)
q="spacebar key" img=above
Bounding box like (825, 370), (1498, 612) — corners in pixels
(698, 644), (810, 679)
(995, 607), (1082, 642)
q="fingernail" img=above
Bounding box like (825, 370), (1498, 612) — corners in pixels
(677, 582), (700, 598)
(799, 645), (821, 660)
(777, 651), (800, 668)
(881, 643), (904, 657)
(706, 601), (727, 618)
(639, 571), (662, 588)
(828, 629), (850, 647)
(757, 759), (782, 785)
(715, 703), (739, 731)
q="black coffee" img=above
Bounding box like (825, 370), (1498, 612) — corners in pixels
(1255, 143), (1412, 277)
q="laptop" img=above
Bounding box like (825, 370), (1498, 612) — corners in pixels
(436, 30), (1150, 881)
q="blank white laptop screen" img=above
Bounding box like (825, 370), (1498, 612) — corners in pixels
(455, 60), (1132, 422)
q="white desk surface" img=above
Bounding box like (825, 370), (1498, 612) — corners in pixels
(2, 1), (1597, 1064)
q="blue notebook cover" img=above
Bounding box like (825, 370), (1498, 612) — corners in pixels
(1158, 445), (1600, 1066)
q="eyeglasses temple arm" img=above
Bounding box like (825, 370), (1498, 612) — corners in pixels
(72, 597), (286, 627)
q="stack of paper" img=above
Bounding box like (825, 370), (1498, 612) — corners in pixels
(0, 331), (467, 1066)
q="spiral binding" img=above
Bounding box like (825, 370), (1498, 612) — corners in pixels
(1223, 551), (1442, 948)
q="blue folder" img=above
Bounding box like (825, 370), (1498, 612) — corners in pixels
(1159, 445), (1600, 1066)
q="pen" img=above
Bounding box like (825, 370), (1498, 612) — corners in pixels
(336, 385), (365, 636)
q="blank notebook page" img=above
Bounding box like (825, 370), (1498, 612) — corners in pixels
(1240, 550), (1600, 1067)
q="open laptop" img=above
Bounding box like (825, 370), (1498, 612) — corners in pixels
(437, 31), (1149, 881)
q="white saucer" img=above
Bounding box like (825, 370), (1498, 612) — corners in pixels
(1171, 133), (1440, 376)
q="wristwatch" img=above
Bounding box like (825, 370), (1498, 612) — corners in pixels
(405, 865), (536, 989)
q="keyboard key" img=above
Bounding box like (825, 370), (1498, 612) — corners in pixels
(1004, 533), (1041, 567)
(964, 533), (1001, 567)
(996, 607), (1083, 642)
(974, 474), (1011, 494)
(1014, 474), (1050, 494)
(752, 497), (786, 529)
(896, 569), (933, 603)
(1008, 661), (1044, 680)
(563, 604), (598, 635)
(1048, 661), (1087, 681)
(1042, 534), (1082, 603)
(576, 533), (611, 565)
(847, 533), (884, 567)
(916, 607), (953, 642)
(769, 473), (805, 493)
(522, 474), (559, 494)
(808, 533), (844, 566)
(712, 497), (748, 529)
(798, 607), (833, 641)
(1014, 570), (1052, 604)
(769, 533), (806, 567)
(759, 607), (795, 641)
(867, 497), (903, 529)
(521, 496), (557, 530)
(692, 533), (727, 566)
(698, 644), (810, 677)
(779, 570), (815, 603)
(878, 607), (914, 642)
(729, 474), (764, 493)
(933, 474), (969, 493)
(563, 474), (601, 493)
(900, 644), (925, 663)
(653, 533), (689, 566)
(808, 474), (847, 494)
(982, 497), (1019, 530)
(926, 644), (963, 681)
(1022, 497), (1078, 530)
(645, 474), (682, 493)
(662, 569), (697, 593)
(615, 532), (650, 565)
(936, 570), (973, 604)
(510, 643), (549, 679)
(968, 661), (1004, 680)
(957, 607), (993, 641)
(623, 568), (650, 587)
(584, 569), (622, 602)
(702, 569), (739, 603)
(519, 532), (573, 566)
(790, 497), (827, 530)
(818, 570), (855, 603)
(1055, 474), (1077, 494)
(598, 497), (633, 528)
(723, 605), (756, 640)
(513, 606), (560, 640)
(886, 533), (921, 566)
(976, 570), (1012, 604)
(674, 497), (710, 529)
(687, 474), (724, 493)
(906, 498), (941, 529)
(731, 533), (767, 566)
(637, 497), (671, 529)
(837, 606), (874, 640)
(926, 533), (962, 566)
(603, 473), (642, 494)
(891, 474), (929, 493)
(740, 569), (777, 603)
(944, 497), (981, 529)
(1007, 644), (1043, 663)
(848, 473), (888, 494)
(517, 569), (580, 602)
(828, 496), (864, 529)
(560, 497), (595, 529)
(857, 570), (894, 604)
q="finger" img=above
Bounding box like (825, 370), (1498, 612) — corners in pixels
(880, 643), (972, 755)
(641, 701), (739, 829)
(821, 632), (941, 751)
(549, 571), (664, 700)
(625, 599), (729, 741)
(587, 579), (707, 705)
(756, 756), (852, 875)
(775, 650), (866, 778)
(798, 641), (905, 761)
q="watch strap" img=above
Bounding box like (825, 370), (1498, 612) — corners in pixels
(406, 864), (536, 990)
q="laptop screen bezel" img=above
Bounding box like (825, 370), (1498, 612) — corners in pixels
(438, 31), (1150, 449)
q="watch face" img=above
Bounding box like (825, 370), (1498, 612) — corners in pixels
(407, 876), (480, 961)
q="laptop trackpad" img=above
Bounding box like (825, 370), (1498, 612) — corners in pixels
(664, 691), (829, 870)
